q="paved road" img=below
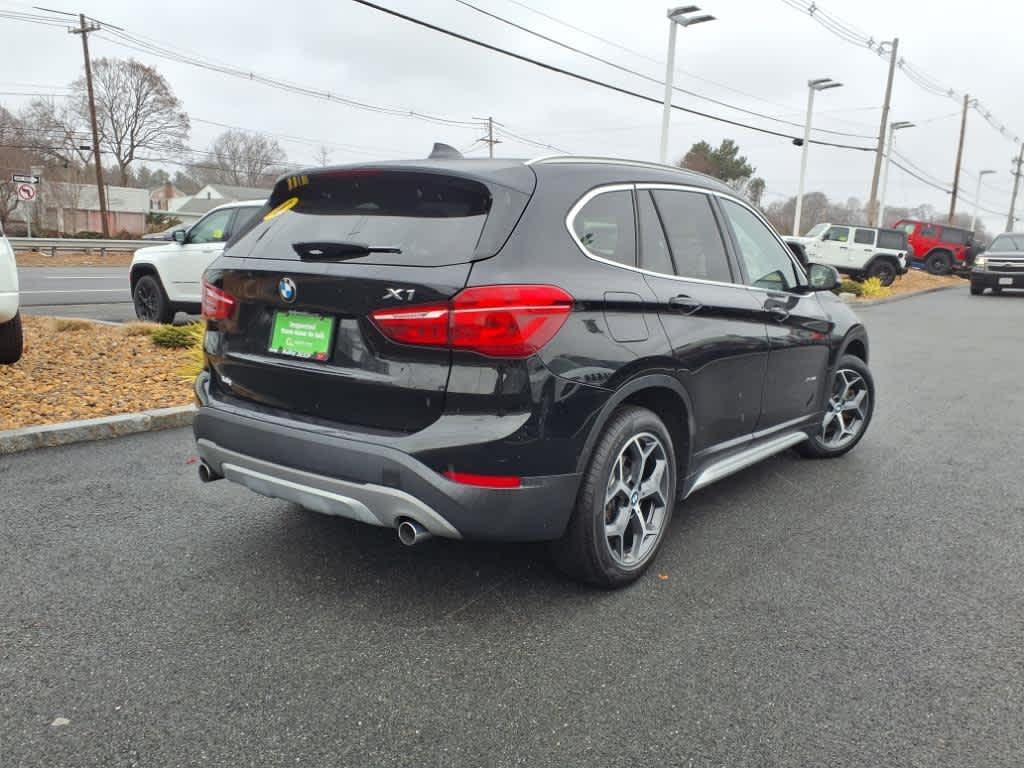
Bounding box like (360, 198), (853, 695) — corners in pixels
(17, 266), (196, 323)
(3, 286), (1023, 767)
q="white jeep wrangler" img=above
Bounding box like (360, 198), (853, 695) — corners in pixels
(796, 223), (909, 286)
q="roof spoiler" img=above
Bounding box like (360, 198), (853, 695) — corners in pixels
(428, 143), (464, 160)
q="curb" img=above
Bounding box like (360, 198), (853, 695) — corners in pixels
(0, 405), (195, 455)
(843, 283), (961, 308)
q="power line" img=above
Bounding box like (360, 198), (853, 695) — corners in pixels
(781, 0), (1021, 144)
(453, 0), (874, 140)
(349, 0), (875, 153)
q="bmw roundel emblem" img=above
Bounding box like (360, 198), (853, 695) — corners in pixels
(279, 277), (297, 303)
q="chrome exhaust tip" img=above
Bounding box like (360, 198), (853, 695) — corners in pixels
(397, 519), (432, 546)
(197, 461), (221, 483)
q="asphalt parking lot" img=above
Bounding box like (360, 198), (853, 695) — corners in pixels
(3, 285), (1023, 767)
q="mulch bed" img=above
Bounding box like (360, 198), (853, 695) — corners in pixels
(851, 269), (963, 301)
(0, 317), (193, 431)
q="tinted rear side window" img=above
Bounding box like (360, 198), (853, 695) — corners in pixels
(943, 228), (968, 245)
(877, 230), (907, 250)
(854, 229), (875, 245)
(227, 171), (529, 266)
(572, 190), (636, 267)
(651, 190), (731, 283)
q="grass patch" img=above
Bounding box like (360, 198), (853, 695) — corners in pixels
(150, 323), (203, 349)
(122, 321), (159, 337)
(48, 318), (94, 332)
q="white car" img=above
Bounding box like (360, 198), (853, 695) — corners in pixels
(795, 223), (909, 286)
(0, 228), (23, 364)
(130, 200), (265, 323)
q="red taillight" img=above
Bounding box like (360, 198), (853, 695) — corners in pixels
(370, 284), (573, 358)
(443, 471), (522, 489)
(201, 281), (236, 320)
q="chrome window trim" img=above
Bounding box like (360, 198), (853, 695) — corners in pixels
(565, 182), (809, 293)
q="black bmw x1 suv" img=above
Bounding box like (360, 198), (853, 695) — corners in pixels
(193, 155), (874, 587)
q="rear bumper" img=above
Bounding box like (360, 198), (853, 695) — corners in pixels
(971, 271), (1024, 289)
(193, 393), (581, 542)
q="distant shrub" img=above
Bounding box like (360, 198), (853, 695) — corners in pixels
(151, 323), (202, 349)
(860, 277), (891, 299)
(178, 323), (207, 380)
(837, 278), (864, 296)
(73, 231), (104, 239)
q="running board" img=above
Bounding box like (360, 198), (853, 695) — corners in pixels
(687, 432), (808, 495)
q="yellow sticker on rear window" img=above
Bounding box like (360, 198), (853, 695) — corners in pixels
(263, 196), (299, 222)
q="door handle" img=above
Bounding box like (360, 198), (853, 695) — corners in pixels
(766, 304), (790, 322)
(668, 295), (702, 314)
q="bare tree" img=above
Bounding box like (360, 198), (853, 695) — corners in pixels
(192, 129), (286, 187)
(314, 145), (331, 167)
(0, 106), (31, 229)
(20, 98), (94, 169)
(71, 58), (190, 185)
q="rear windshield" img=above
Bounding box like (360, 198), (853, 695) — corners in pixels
(226, 170), (530, 266)
(877, 230), (907, 250)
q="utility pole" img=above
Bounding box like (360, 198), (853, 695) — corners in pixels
(948, 93), (970, 224)
(70, 13), (109, 237)
(866, 38), (899, 227)
(1007, 144), (1024, 232)
(473, 116), (501, 158)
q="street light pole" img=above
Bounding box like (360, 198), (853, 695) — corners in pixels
(970, 170), (996, 233)
(793, 78), (842, 237)
(658, 6), (715, 165)
(878, 121), (914, 228)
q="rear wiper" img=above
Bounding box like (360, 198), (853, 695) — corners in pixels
(293, 241), (402, 261)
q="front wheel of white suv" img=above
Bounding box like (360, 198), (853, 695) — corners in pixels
(0, 311), (24, 364)
(133, 274), (175, 324)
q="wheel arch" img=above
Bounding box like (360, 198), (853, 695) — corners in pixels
(838, 327), (869, 365)
(129, 262), (162, 293)
(575, 373), (694, 481)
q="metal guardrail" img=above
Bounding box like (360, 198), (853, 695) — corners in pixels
(9, 236), (152, 254)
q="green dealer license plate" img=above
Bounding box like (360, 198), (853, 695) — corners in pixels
(268, 311), (334, 361)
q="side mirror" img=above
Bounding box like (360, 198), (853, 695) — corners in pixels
(172, 229), (187, 244)
(807, 263), (840, 292)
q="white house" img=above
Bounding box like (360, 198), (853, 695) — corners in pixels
(168, 183), (270, 225)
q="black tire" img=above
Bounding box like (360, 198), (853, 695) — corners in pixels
(133, 274), (174, 324)
(552, 405), (678, 588)
(970, 282), (984, 296)
(0, 311), (24, 364)
(866, 259), (897, 286)
(796, 355), (875, 459)
(925, 250), (952, 276)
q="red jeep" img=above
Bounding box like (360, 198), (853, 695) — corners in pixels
(894, 219), (975, 275)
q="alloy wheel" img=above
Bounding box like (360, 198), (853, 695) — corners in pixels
(134, 281), (158, 321)
(603, 432), (670, 568)
(821, 368), (870, 449)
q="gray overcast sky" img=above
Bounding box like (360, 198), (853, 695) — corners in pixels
(1, 0), (1021, 232)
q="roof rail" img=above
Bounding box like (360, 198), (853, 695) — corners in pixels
(526, 154), (683, 172)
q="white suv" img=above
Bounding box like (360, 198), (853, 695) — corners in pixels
(130, 200), (264, 323)
(797, 223), (909, 286)
(0, 228), (22, 364)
